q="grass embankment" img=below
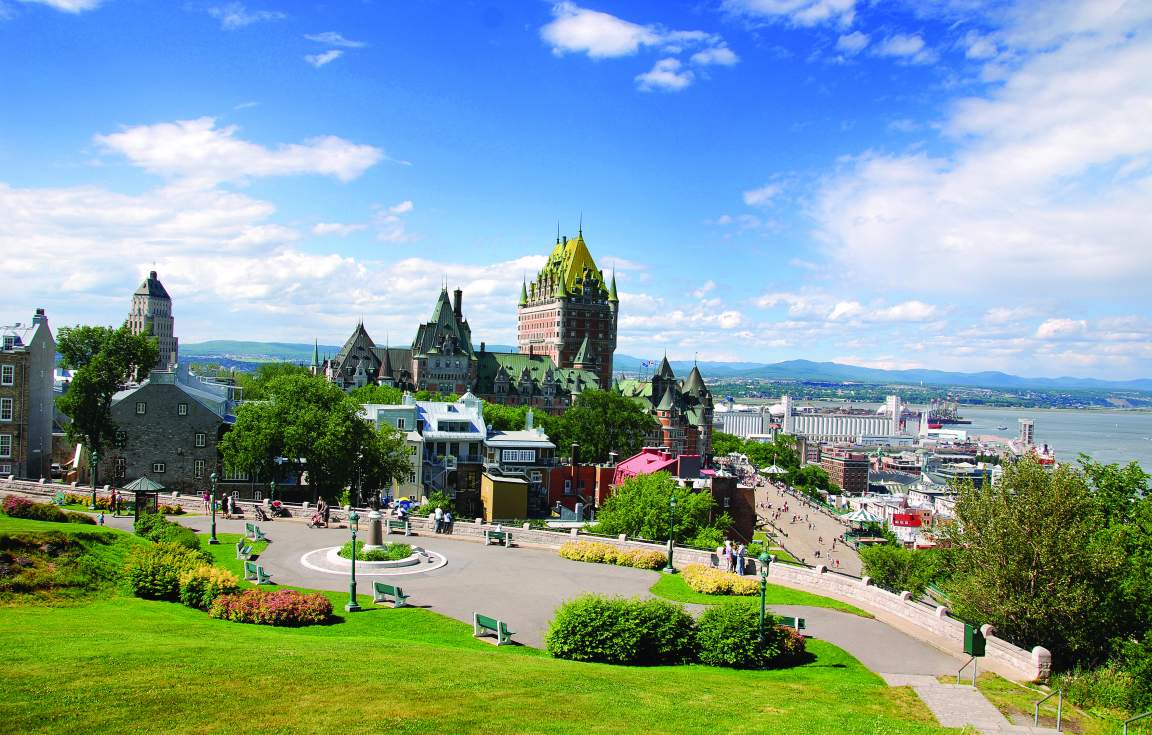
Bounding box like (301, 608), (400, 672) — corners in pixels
(941, 673), (1124, 735)
(0, 515), (949, 734)
(650, 572), (872, 617)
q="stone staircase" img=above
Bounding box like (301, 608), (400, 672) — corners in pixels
(882, 674), (1061, 734)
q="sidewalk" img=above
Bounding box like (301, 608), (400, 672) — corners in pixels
(754, 480), (863, 576)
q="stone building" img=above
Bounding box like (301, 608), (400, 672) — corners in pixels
(127, 271), (178, 371)
(0, 308), (55, 479)
(473, 343), (600, 413)
(617, 357), (714, 458)
(106, 365), (238, 494)
(517, 230), (618, 389)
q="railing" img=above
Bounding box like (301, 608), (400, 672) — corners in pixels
(957, 656), (978, 685)
(1125, 712), (1152, 735)
(1033, 689), (1062, 731)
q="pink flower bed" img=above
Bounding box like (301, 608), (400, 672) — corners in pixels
(209, 589), (332, 627)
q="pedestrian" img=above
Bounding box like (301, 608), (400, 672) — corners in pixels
(715, 545), (724, 569)
(834, 558), (840, 568)
(443, 510), (453, 534)
(722, 541), (733, 572)
(202, 490), (210, 513)
(319, 497), (330, 527)
(433, 506), (444, 533)
(97, 511), (104, 526)
(736, 543), (747, 575)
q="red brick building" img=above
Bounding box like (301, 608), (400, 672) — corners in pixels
(821, 448), (870, 495)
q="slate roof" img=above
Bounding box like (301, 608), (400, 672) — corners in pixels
(476, 351), (600, 395)
(133, 271), (171, 299)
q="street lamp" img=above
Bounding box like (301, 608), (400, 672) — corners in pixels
(89, 450), (100, 510)
(269, 479), (275, 503)
(345, 510), (362, 612)
(758, 551), (774, 641)
(208, 472), (220, 545)
(663, 495), (678, 574)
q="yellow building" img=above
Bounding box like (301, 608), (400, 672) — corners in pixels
(479, 473), (528, 522)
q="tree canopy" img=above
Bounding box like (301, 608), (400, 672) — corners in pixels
(593, 472), (731, 549)
(542, 390), (658, 464)
(481, 402), (532, 432)
(219, 373), (410, 502)
(348, 383), (404, 406)
(55, 324), (159, 466)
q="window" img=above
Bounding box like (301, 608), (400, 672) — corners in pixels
(114, 431), (127, 448)
(407, 471), (416, 483)
(0, 398), (11, 422)
(0, 463), (11, 475)
(136, 401), (147, 415)
(194, 460), (205, 478)
(223, 467), (250, 481)
(0, 434), (11, 458)
(501, 449), (536, 463)
(177, 402), (188, 416)
(152, 462), (166, 473)
(2, 336), (13, 350)
(396, 418), (406, 430)
(0, 365), (12, 385)
(195, 432), (206, 448)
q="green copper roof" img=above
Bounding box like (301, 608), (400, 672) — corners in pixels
(311, 339), (319, 368)
(655, 387), (675, 411)
(534, 233), (607, 296)
(476, 351), (600, 394)
(519, 280), (527, 307)
(655, 355), (675, 380)
(683, 365), (705, 395)
(573, 336), (592, 365)
(608, 272), (618, 303)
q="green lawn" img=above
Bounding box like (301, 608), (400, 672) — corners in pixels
(649, 572), (872, 617)
(0, 514), (949, 734)
(940, 673), (1123, 735)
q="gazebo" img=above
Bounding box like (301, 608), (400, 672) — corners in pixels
(844, 508), (882, 525)
(122, 477), (165, 521)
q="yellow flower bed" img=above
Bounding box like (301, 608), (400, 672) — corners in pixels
(681, 563), (759, 596)
(559, 541), (666, 570)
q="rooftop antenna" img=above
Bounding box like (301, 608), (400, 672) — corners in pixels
(556, 221), (560, 244)
(578, 212), (583, 237)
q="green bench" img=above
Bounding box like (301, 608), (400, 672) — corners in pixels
(483, 529), (512, 547)
(235, 541), (253, 561)
(777, 615), (807, 632)
(52, 491), (66, 506)
(243, 561), (273, 585)
(372, 581), (410, 607)
(473, 612), (515, 645)
(385, 518), (411, 536)
(245, 522), (268, 542)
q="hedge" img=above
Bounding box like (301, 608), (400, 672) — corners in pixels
(210, 589), (333, 627)
(681, 563), (759, 595)
(559, 541), (666, 571)
(545, 595), (696, 665)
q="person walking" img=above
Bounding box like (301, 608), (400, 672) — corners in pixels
(201, 490), (210, 514)
(318, 497), (330, 527)
(443, 510), (453, 535)
(433, 506), (444, 534)
(736, 543), (747, 575)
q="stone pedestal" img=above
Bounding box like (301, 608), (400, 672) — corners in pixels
(366, 510), (383, 549)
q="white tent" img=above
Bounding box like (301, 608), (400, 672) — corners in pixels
(844, 508), (881, 524)
(760, 464), (788, 476)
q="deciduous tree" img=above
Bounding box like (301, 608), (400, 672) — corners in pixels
(593, 472), (731, 548)
(543, 390), (658, 464)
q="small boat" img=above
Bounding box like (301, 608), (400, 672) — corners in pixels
(996, 425), (1008, 431)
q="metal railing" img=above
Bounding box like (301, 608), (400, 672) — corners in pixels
(1125, 712), (1152, 735)
(1033, 689), (1062, 731)
(957, 656), (978, 685)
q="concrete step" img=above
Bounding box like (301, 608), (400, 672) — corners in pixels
(880, 676), (1061, 735)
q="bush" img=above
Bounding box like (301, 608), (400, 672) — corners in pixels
(859, 545), (942, 596)
(616, 548), (667, 570)
(66, 511), (96, 524)
(560, 541), (619, 565)
(209, 589), (332, 626)
(134, 512), (201, 551)
(3, 495), (68, 523)
(178, 566), (241, 610)
(696, 603), (805, 669)
(337, 541), (412, 561)
(545, 595), (696, 665)
(124, 542), (209, 601)
(1053, 665), (1139, 711)
(681, 564), (759, 595)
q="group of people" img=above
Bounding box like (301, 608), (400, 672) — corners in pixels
(716, 540), (750, 575)
(432, 506), (454, 534)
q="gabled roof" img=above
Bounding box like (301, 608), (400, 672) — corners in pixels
(536, 233), (607, 296)
(683, 365), (705, 395)
(655, 387), (675, 412)
(334, 322), (377, 366)
(476, 351), (600, 394)
(412, 288), (473, 359)
(655, 355), (675, 380)
(133, 271), (171, 299)
(573, 336), (593, 365)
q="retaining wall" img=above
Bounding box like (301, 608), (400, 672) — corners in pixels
(0, 477), (1051, 681)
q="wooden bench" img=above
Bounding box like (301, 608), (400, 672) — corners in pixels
(385, 518), (411, 536)
(235, 541), (253, 560)
(473, 612), (515, 645)
(372, 581), (410, 608)
(777, 615), (807, 632)
(243, 561), (273, 585)
(483, 529), (512, 547)
(245, 523), (268, 542)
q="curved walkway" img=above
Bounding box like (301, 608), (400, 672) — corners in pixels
(164, 514), (961, 676)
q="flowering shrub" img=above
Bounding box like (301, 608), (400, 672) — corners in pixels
(124, 542), (209, 601)
(560, 541), (671, 571)
(681, 564), (759, 596)
(178, 566), (241, 610)
(3, 495), (68, 523)
(615, 548), (668, 570)
(63, 494), (183, 515)
(210, 589), (332, 627)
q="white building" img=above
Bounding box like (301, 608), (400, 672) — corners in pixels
(780, 395), (903, 443)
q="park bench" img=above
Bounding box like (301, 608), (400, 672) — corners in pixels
(52, 491), (66, 506)
(483, 529), (512, 547)
(245, 523), (268, 542)
(473, 612), (515, 645)
(235, 541), (253, 561)
(777, 615), (807, 632)
(372, 581), (410, 608)
(385, 518), (411, 536)
(243, 561), (273, 585)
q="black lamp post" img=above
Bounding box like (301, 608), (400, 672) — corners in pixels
(208, 472), (219, 545)
(663, 495), (678, 574)
(758, 551), (773, 640)
(89, 450), (100, 510)
(345, 510), (361, 612)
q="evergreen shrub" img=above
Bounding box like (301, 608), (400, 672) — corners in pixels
(695, 603), (805, 669)
(210, 589), (332, 626)
(681, 564), (759, 595)
(124, 542), (208, 601)
(3, 496), (68, 523)
(178, 566), (241, 610)
(545, 595), (696, 665)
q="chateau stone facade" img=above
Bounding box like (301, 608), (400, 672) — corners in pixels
(617, 357), (713, 457)
(127, 271), (178, 371)
(0, 309), (55, 479)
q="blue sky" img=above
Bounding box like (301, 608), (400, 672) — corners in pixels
(2, 0), (1150, 379)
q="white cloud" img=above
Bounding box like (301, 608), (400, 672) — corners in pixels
(206, 3), (285, 30)
(722, 0), (855, 28)
(874, 33), (937, 64)
(373, 201), (416, 243)
(887, 118), (921, 132)
(983, 306), (1036, 324)
(835, 31), (869, 55)
(312, 222), (366, 237)
(18, 0), (101, 12)
(95, 117), (383, 187)
(827, 300), (863, 321)
(635, 58), (694, 92)
(305, 50), (343, 68)
(870, 300), (938, 322)
(1036, 318), (1088, 339)
(743, 183), (782, 207)
(304, 32), (366, 48)
(541, 2), (661, 58)
(692, 280), (716, 299)
(962, 31), (998, 60)
(690, 45), (739, 66)
(387, 200), (413, 215)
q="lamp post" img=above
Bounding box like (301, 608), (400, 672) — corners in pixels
(663, 495), (678, 573)
(208, 472), (220, 545)
(89, 449), (100, 510)
(758, 551), (773, 641)
(269, 479), (275, 504)
(345, 510), (362, 612)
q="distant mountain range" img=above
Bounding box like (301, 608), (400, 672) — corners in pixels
(181, 341), (1152, 392)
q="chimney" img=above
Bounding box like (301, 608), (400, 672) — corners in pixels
(453, 288), (462, 318)
(150, 270), (158, 280)
(571, 443), (579, 482)
(480, 341), (486, 353)
(608, 451), (618, 467)
(33, 308), (46, 325)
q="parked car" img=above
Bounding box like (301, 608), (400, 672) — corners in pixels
(50, 464), (63, 479)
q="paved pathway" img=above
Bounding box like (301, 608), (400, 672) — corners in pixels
(882, 675), (1059, 734)
(754, 480), (864, 576)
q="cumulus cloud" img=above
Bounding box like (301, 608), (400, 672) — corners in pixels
(835, 31), (869, 55)
(312, 222), (366, 237)
(690, 45), (739, 66)
(19, 0), (101, 11)
(1036, 318), (1088, 339)
(305, 50), (343, 68)
(206, 3), (285, 30)
(742, 183), (782, 207)
(95, 117), (383, 187)
(722, 0), (855, 28)
(874, 33), (937, 64)
(304, 32), (366, 48)
(635, 58), (693, 92)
